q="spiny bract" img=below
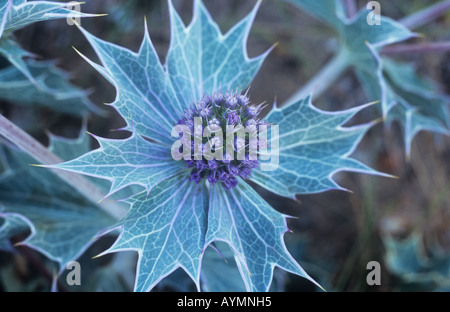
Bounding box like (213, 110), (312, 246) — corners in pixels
(48, 0), (383, 292)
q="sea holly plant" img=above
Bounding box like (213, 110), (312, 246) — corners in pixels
(0, 0), (102, 116)
(0, 0), (95, 80)
(382, 233), (450, 291)
(0, 211), (28, 251)
(29, 0), (388, 292)
(284, 0), (450, 156)
(0, 59), (103, 116)
(3, 0), (447, 293)
(361, 50), (450, 156)
(0, 128), (116, 275)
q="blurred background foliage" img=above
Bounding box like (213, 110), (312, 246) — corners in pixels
(0, 0), (449, 292)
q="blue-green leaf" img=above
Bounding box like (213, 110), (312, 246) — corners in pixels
(0, 137), (115, 271)
(0, 59), (102, 116)
(250, 96), (383, 198)
(73, 24), (183, 144)
(0, 212), (29, 251)
(74, 0), (268, 144)
(206, 180), (320, 292)
(358, 53), (450, 156)
(286, 0), (414, 73)
(48, 131), (184, 198)
(383, 232), (450, 290)
(0, 0), (100, 84)
(100, 176), (208, 292)
(1, 0), (98, 35)
(47, 122), (91, 160)
(284, 0), (448, 155)
(200, 242), (246, 292)
(0, 1), (11, 39)
(47, 123), (147, 202)
(200, 242), (286, 292)
(0, 1), (103, 116)
(167, 0), (269, 105)
(0, 37), (37, 85)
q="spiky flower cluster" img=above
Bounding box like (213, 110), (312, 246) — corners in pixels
(177, 91), (266, 189)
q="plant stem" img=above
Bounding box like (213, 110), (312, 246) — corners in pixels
(343, 0), (357, 19)
(381, 41), (450, 55)
(16, 245), (68, 292)
(400, 0), (450, 30)
(0, 114), (126, 220)
(283, 48), (350, 106)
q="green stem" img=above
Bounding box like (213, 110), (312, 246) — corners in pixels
(400, 0), (450, 30)
(0, 114), (126, 220)
(343, 0), (357, 18)
(283, 48), (350, 107)
(334, 180), (376, 291)
(381, 41), (450, 55)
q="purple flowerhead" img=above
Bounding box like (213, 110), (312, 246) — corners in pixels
(176, 90), (266, 189)
(226, 110), (240, 125)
